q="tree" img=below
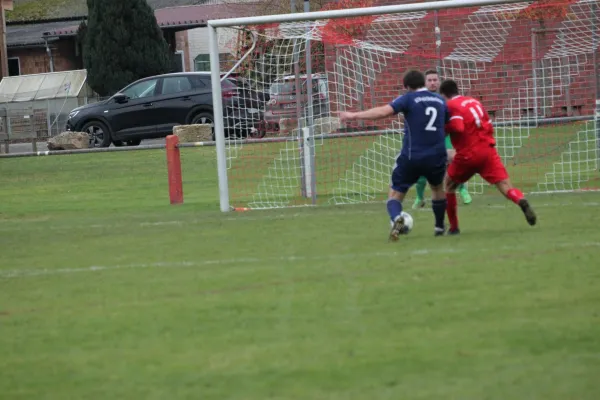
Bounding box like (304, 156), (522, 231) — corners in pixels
(83, 0), (171, 96)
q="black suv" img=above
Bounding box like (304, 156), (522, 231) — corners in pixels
(66, 72), (265, 147)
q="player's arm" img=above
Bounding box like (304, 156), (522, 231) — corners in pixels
(446, 115), (464, 134)
(338, 104), (395, 122)
(338, 94), (406, 122)
(445, 103), (465, 134)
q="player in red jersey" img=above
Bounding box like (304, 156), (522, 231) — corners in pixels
(439, 79), (537, 234)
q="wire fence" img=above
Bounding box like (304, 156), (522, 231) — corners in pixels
(0, 97), (107, 151)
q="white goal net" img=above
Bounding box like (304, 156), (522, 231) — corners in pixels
(209, 0), (600, 211)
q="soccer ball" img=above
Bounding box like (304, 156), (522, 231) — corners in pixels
(400, 211), (414, 234)
(390, 211), (414, 234)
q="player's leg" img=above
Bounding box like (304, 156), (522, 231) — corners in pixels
(444, 174), (461, 235)
(424, 154), (449, 236)
(458, 183), (472, 205)
(480, 150), (537, 226)
(446, 137), (472, 205)
(388, 156), (418, 241)
(445, 153), (477, 234)
(387, 187), (407, 241)
(429, 182), (447, 236)
(496, 179), (537, 226)
(412, 176), (427, 209)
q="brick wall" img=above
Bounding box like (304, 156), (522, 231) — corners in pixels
(10, 32), (191, 75)
(322, 0), (598, 120)
(8, 47), (47, 75)
(8, 38), (81, 75)
(52, 40), (82, 71)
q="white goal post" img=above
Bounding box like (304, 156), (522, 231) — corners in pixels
(208, 0), (600, 212)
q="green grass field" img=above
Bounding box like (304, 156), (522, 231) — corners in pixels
(1, 146), (600, 399)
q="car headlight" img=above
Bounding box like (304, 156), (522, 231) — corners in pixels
(68, 110), (80, 119)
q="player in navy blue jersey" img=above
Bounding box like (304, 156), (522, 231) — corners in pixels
(338, 70), (449, 240)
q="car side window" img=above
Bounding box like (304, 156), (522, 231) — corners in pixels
(189, 76), (206, 88)
(121, 79), (158, 99)
(200, 77), (214, 88)
(162, 76), (193, 95)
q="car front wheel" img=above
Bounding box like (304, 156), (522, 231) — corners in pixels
(82, 121), (112, 148)
(191, 112), (214, 128)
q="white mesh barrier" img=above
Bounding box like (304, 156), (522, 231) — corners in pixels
(209, 0), (600, 211)
(441, 2), (531, 90)
(537, 120), (599, 192)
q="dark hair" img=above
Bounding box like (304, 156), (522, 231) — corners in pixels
(424, 69), (439, 76)
(440, 79), (460, 97)
(403, 70), (425, 90)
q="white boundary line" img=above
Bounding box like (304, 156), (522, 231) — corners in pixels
(0, 248), (460, 279)
(1, 241), (599, 280)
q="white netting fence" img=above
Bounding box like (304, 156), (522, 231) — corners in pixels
(212, 0), (599, 210)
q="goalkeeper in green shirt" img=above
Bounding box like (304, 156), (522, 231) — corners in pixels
(413, 70), (472, 209)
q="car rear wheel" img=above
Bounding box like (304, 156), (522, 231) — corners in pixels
(190, 111), (215, 140)
(82, 120), (111, 148)
(191, 112), (214, 128)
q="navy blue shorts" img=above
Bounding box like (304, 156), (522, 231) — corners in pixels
(391, 153), (448, 193)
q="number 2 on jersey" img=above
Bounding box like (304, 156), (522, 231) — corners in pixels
(425, 106), (437, 131)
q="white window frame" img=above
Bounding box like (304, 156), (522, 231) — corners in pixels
(194, 54), (210, 72)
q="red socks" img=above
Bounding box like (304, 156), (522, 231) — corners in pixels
(506, 188), (524, 204)
(445, 188), (523, 231)
(446, 192), (459, 231)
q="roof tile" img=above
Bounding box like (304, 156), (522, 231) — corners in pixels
(155, 3), (260, 27)
(7, 3), (260, 46)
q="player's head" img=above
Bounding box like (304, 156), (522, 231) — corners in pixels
(425, 69), (440, 92)
(439, 79), (460, 100)
(403, 70), (425, 91)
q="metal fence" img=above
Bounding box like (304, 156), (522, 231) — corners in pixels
(0, 96), (106, 150)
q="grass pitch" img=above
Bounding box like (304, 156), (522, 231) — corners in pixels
(1, 149), (600, 399)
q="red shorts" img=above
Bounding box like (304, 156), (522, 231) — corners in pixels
(447, 146), (509, 184)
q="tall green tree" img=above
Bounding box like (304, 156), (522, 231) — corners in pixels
(83, 0), (171, 96)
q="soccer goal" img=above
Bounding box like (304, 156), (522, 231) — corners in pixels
(208, 0), (600, 212)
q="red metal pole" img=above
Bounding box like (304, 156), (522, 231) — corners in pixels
(166, 135), (183, 205)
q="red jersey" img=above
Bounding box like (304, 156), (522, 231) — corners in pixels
(445, 96), (495, 153)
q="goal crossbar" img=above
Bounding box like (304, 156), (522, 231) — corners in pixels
(207, 0), (527, 28)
